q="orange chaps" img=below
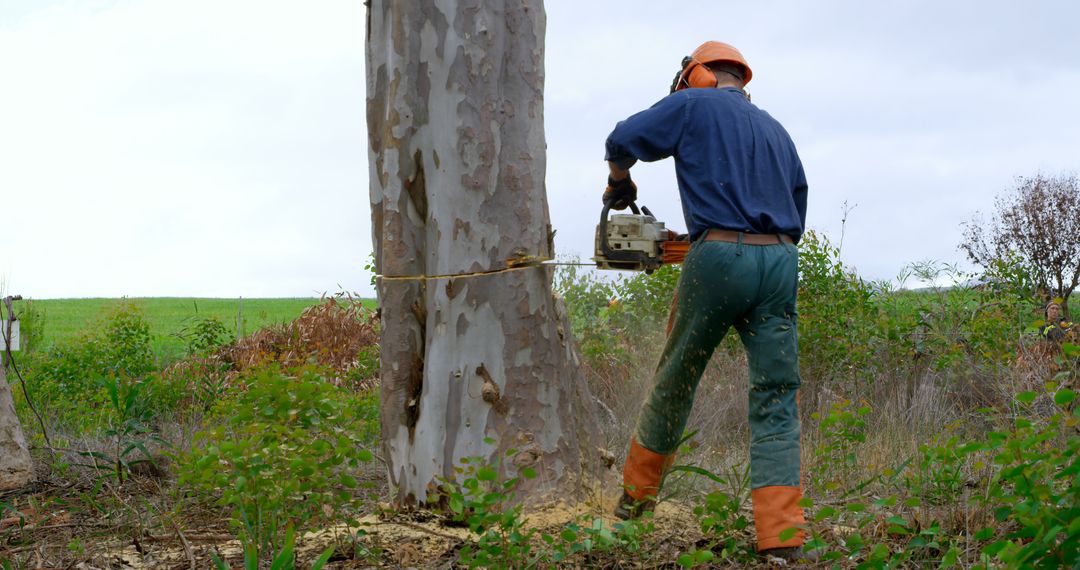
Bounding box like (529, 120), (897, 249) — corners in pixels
(623, 439), (804, 550)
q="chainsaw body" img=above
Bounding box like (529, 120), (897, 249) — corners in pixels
(593, 200), (667, 273)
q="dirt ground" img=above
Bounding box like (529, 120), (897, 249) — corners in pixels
(1, 465), (798, 569)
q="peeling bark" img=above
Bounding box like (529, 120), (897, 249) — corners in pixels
(0, 366), (33, 490)
(366, 0), (606, 505)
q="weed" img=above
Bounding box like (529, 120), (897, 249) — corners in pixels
(811, 399), (871, 497)
(440, 448), (541, 568)
(74, 374), (163, 484)
(209, 524), (335, 570)
(175, 315), (233, 356)
(180, 365), (374, 561)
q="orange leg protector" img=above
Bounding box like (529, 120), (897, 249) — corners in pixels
(752, 486), (806, 550)
(622, 438), (676, 501)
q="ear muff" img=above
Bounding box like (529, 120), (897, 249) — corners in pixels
(672, 58), (718, 92)
(685, 61), (718, 89)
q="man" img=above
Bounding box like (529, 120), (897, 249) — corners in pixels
(603, 41), (810, 561)
(1040, 302), (1073, 343)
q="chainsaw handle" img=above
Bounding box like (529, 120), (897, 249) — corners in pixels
(599, 198), (641, 257)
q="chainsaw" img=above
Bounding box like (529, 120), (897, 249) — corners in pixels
(593, 198), (689, 273)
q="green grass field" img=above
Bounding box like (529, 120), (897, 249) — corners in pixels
(10, 297), (374, 360)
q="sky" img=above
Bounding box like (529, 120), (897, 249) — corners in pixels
(1, 0), (1078, 299)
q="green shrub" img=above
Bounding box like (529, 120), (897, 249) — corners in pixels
(811, 399), (871, 497)
(179, 365), (374, 560)
(354, 388), (380, 445)
(438, 447), (654, 568)
(554, 259), (680, 370)
(441, 451), (541, 568)
(554, 261), (619, 362)
(796, 231), (882, 388)
(19, 302), (156, 432)
(175, 315), (233, 356)
(891, 261), (1034, 373)
(973, 388), (1079, 567)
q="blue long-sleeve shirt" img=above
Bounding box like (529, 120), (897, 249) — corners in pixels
(605, 87), (808, 242)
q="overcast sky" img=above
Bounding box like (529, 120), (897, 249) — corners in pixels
(2, 1), (1078, 299)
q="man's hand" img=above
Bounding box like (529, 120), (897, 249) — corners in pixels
(603, 174), (637, 210)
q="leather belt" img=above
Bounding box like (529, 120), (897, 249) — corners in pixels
(703, 229), (794, 245)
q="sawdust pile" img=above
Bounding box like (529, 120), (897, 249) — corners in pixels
(106, 499), (707, 569)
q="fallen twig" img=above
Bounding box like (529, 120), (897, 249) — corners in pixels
(169, 519), (197, 570)
(144, 532), (235, 543)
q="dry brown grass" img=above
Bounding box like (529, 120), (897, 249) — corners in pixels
(162, 295), (379, 397)
(225, 295), (379, 386)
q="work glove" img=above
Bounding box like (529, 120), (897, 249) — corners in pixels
(603, 174), (637, 210)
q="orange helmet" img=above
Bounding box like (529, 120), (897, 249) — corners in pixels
(672, 41), (752, 92)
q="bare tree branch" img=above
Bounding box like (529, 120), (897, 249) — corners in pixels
(960, 172), (1080, 318)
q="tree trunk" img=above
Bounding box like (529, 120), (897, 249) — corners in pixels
(0, 365), (34, 490)
(366, 0), (607, 505)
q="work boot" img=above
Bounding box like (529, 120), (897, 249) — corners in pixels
(613, 491), (655, 520)
(759, 546), (820, 563)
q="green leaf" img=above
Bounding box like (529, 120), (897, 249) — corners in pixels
(667, 464), (727, 485)
(521, 467), (537, 479)
(357, 449), (374, 462)
(209, 550), (230, 570)
(310, 545), (336, 570)
(1015, 391), (1037, 404)
(244, 544), (259, 570)
(1054, 389), (1076, 405)
(560, 529), (578, 542)
(938, 546), (959, 568)
(982, 540), (1007, 557)
(778, 527), (799, 542)
(340, 474), (358, 488)
(477, 466), (497, 481)
(815, 507), (837, 521)
(873, 495), (897, 507)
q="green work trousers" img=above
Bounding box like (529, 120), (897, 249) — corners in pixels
(635, 237), (802, 490)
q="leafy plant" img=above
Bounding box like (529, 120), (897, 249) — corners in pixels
(18, 302), (156, 432)
(75, 374), (162, 484)
(438, 445), (655, 568)
(175, 315), (233, 356)
(180, 365), (374, 561)
(811, 399), (871, 497)
(973, 388), (1079, 567)
(796, 230), (883, 389)
(210, 524), (335, 570)
(440, 449), (541, 568)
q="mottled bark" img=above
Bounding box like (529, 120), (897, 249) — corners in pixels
(0, 365), (33, 490)
(366, 0), (606, 504)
